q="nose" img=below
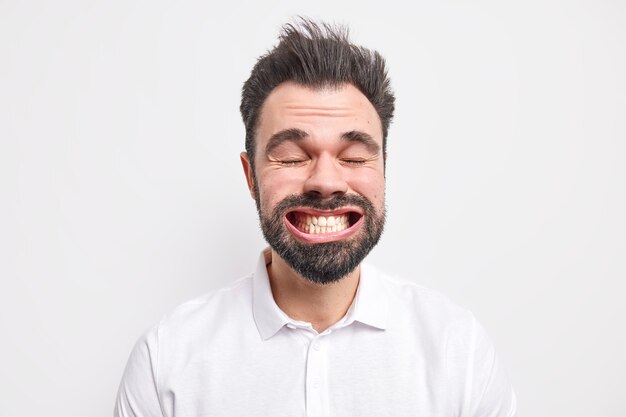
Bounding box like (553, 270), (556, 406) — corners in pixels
(303, 154), (349, 198)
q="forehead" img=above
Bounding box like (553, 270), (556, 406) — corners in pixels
(256, 82), (383, 147)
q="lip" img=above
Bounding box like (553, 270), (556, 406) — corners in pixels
(284, 206), (364, 243)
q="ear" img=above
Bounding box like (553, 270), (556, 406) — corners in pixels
(240, 152), (256, 200)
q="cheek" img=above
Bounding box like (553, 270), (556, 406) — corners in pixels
(257, 168), (385, 208)
(257, 171), (303, 210)
(348, 173), (385, 203)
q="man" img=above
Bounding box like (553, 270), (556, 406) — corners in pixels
(115, 19), (516, 417)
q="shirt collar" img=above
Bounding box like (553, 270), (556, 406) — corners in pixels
(252, 248), (292, 340)
(252, 248), (389, 340)
(346, 262), (389, 331)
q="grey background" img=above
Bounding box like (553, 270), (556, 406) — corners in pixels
(1, 0), (625, 416)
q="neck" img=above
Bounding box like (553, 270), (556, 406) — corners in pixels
(267, 249), (360, 333)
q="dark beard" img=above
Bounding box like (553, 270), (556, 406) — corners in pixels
(257, 193), (385, 284)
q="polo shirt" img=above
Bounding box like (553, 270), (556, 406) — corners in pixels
(115, 248), (517, 417)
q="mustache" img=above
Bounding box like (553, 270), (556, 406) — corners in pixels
(272, 193), (375, 214)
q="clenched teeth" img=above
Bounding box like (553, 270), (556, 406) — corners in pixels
(294, 213), (349, 234)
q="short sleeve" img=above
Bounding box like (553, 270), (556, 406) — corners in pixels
(114, 326), (165, 417)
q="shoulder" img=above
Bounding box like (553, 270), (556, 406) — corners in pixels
(364, 263), (473, 326)
(150, 274), (255, 340)
(365, 266), (517, 415)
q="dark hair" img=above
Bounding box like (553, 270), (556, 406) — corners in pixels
(240, 18), (395, 170)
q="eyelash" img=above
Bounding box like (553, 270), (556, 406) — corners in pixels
(341, 159), (366, 165)
(277, 158), (367, 166)
(279, 160), (306, 166)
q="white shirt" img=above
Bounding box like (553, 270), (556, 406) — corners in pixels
(115, 249), (516, 417)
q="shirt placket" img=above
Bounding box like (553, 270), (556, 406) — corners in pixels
(305, 332), (330, 417)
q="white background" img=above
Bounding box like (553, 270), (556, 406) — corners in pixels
(1, 0), (625, 416)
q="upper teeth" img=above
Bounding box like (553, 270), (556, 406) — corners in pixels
(294, 213), (349, 234)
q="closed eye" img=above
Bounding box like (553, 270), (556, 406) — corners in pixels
(278, 159), (307, 166)
(341, 158), (367, 166)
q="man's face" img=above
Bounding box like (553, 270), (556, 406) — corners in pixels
(241, 82), (386, 284)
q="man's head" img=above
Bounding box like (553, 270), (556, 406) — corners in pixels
(239, 19), (395, 284)
(240, 19), (395, 172)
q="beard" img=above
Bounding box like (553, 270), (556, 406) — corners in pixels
(256, 192), (386, 285)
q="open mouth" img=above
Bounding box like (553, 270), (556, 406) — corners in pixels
(285, 209), (363, 236)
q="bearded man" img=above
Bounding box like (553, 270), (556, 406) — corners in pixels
(115, 19), (517, 417)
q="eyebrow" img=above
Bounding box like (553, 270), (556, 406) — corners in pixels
(264, 128), (381, 155)
(341, 130), (381, 154)
(265, 128), (309, 155)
